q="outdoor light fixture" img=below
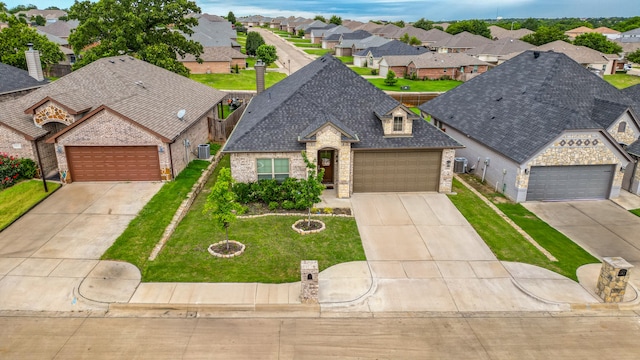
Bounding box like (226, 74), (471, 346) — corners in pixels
(56, 145), (63, 154)
(446, 160), (451, 168)
(524, 168), (529, 175)
(620, 166), (626, 173)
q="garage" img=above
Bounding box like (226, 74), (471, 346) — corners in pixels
(66, 146), (161, 182)
(526, 165), (615, 201)
(353, 150), (441, 192)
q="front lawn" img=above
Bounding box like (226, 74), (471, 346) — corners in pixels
(448, 177), (598, 281)
(190, 71), (287, 90)
(632, 209), (640, 217)
(336, 56), (353, 64)
(367, 78), (462, 92)
(0, 180), (61, 231)
(349, 66), (372, 76)
(294, 42), (322, 48)
(304, 49), (333, 56)
(603, 74), (640, 89)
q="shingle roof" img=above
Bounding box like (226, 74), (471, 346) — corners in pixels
(179, 46), (246, 62)
(534, 40), (610, 64)
(488, 25), (533, 40)
(465, 37), (534, 56)
(372, 23), (402, 38)
(224, 55), (461, 153)
(0, 56), (226, 141)
(627, 139), (640, 157)
(36, 29), (68, 46)
(422, 28), (454, 43)
(311, 25), (350, 38)
(354, 40), (429, 57)
(37, 20), (78, 38)
(431, 31), (493, 50)
(355, 22), (383, 33)
(337, 35), (390, 49)
(0, 63), (47, 96)
(410, 52), (491, 68)
(185, 20), (237, 47)
(390, 26), (431, 42)
(420, 50), (630, 163)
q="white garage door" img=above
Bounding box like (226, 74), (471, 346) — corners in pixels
(526, 165), (615, 201)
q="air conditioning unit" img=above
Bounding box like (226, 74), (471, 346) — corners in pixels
(453, 157), (467, 174)
(197, 144), (210, 159)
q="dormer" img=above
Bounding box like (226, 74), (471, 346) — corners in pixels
(24, 97), (89, 128)
(375, 105), (420, 137)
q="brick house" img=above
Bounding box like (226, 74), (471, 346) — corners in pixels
(420, 50), (640, 202)
(0, 56), (226, 183)
(379, 52), (491, 81)
(353, 40), (429, 69)
(0, 62), (47, 102)
(179, 47), (247, 74)
(223, 55), (462, 198)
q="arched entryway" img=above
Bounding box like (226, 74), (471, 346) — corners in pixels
(317, 149), (336, 188)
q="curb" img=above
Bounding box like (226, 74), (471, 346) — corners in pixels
(107, 303), (321, 317)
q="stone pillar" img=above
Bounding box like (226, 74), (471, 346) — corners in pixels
(596, 257), (633, 303)
(300, 260), (318, 304)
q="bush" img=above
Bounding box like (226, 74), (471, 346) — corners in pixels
(268, 201), (279, 210)
(232, 175), (325, 211)
(0, 153), (21, 189)
(439, 75), (451, 80)
(370, 69), (378, 75)
(18, 158), (37, 179)
(232, 182), (254, 204)
(282, 200), (295, 210)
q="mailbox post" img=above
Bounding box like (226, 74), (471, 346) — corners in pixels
(596, 257), (633, 303)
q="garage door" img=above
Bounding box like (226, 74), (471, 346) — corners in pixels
(66, 146), (161, 182)
(353, 150), (441, 192)
(526, 165), (615, 201)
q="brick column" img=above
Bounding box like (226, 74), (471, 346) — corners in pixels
(596, 257), (633, 303)
(300, 260), (319, 304)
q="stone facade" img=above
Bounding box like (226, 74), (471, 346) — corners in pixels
(230, 152), (307, 183)
(596, 257), (633, 303)
(607, 112), (639, 146)
(169, 113), (211, 177)
(305, 125), (353, 198)
(439, 148), (455, 192)
(381, 107), (413, 137)
(33, 102), (78, 128)
(300, 260), (319, 304)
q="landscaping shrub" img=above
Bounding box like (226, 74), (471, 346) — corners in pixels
(282, 200), (295, 210)
(18, 158), (37, 179)
(269, 201), (279, 211)
(370, 69), (378, 75)
(0, 153), (27, 189)
(232, 176), (319, 211)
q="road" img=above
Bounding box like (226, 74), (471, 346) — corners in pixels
(251, 27), (314, 74)
(3, 313), (640, 358)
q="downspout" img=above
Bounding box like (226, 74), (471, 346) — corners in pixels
(33, 139), (48, 192)
(168, 143), (175, 180)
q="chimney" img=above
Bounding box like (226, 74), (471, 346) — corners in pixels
(255, 59), (265, 94)
(25, 43), (45, 81)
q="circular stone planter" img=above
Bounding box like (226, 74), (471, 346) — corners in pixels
(208, 240), (246, 258)
(292, 219), (326, 235)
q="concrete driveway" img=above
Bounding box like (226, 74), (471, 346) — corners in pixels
(0, 182), (162, 312)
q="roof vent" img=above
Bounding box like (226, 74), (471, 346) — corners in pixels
(109, 60), (115, 63)
(135, 81), (146, 89)
(496, 96), (502, 101)
(533, 51), (540, 59)
(177, 109), (186, 120)
(120, 58), (125, 62)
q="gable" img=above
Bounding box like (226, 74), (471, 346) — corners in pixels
(607, 110), (640, 145)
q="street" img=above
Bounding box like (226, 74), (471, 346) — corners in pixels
(2, 313), (640, 359)
(251, 27), (314, 74)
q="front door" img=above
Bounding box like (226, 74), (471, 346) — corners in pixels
(318, 150), (334, 184)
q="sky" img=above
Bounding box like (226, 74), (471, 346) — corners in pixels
(3, 0), (634, 22)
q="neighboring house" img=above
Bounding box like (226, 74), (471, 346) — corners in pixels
(269, 17), (286, 29)
(372, 23), (402, 38)
(354, 22), (384, 34)
(420, 50), (640, 202)
(288, 19), (312, 33)
(421, 28), (454, 48)
(311, 25), (349, 44)
(296, 20), (329, 36)
(37, 20), (79, 40)
(0, 62), (47, 102)
(431, 31), (493, 53)
(324, 30), (371, 50)
(36, 29), (76, 76)
(335, 35), (390, 57)
(622, 84), (640, 193)
(186, 20), (241, 50)
(0, 55), (226, 182)
(179, 47), (247, 74)
(488, 25), (533, 40)
(379, 52), (491, 81)
(465, 37), (534, 64)
(534, 40), (618, 75)
(342, 20), (365, 30)
(353, 40), (429, 68)
(223, 55), (462, 198)
(16, 9), (66, 23)
(565, 26), (620, 40)
(389, 25), (433, 45)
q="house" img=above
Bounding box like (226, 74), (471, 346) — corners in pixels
(619, 27), (640, 43)
(335, 35), (390, 57)
(296, 20), (330, 37)
(389, 25), (433, 45)
(353, 40), (429, 68)
(0, 55), (226, 182)
(465, 37), (533, 64)
(565, 26), (620, 40)
(324, 30), (371, 51)
(311, 25), (350, 44)
(223, 55), (462, 198)
(37, 20), (79, 41)
(0, 62), (48, 102)
(36, 29), (76, 76)
(16, 9), (67, 23)
(354, 22), (384, 34)
(488, 25), (533, 40)
(420, 50), (640, 202)
(372, 23), (402, 38)
(287, 19), (312, 33)
(534, 40), (618, 75)
(179, 47), (247, 74)
(431, 31), (494, 53)
(269, 17), (287, 29)
(379, 52), (490, 81)
(342, 20), (365, 30)
(421, 28), (454, 48)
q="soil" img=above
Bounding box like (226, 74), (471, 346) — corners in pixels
(294, 220), (324, 231)
(243, 202), (351, 216)
(209, 241), (243, 255)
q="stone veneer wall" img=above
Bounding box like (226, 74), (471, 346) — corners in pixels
(439, 149), (455, 192)
(55, 109), (168, 183)
(230, 152), (307, 183)
(304, 125), (352, 198)
(33, 102), (80, 127)
(169, 113), (211, 177)
(381, 108), (413, 137)
(608, 112), (639, 146)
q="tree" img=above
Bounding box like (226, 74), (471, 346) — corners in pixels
(33, 14), (45, 26)
(256, 44), (277, 65)
(0, 14), (64, 71)
(226, 11), (235, 25)
(245, 31), (265, 56)
(521, 18), (540, 31)
(8, 4), (36, 13)
(314, 15), (326, 23)
(68, 0), (202, 77)
(203, 168), (245, 251)
(393, 20), (405, 28)
(413, 18), (433, 31)
(613, 16), (640, 32)
(446, 20), (491, 39)
(573, 32), (623, 54)
(521, 26), (569, 46)
(384, 69), (397, 86)
(628, 49), (640, 64)
(399, 32), (410, 44)
(0, 2), (7, 12)
(45, 6), (61, 10)
(409, 36), (421, 46)
(329, 15), (342, 26)
(299, 151), (325, 227)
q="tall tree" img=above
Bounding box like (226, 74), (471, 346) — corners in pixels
(329, 15), (342, 26)
(314, 15), (326, 23)
(226, 11), (235, 25)
(245, 31), (264, 56)
(413, 18), (433, 31)
(573, 33), (623, 54)
(8, 4), (36, 13)
(0, 2), (7, 12)
(446, 20), (491, 39)
(68, 0), (202, 77)
(627, 49), (640, 64)
(255, 44), (277, 65)
(0, 14), (64, 71)
(521, 26), (569, 46)
(33, 14), (45, 26)
(393, 20), (405, 28)
(613, 16), (640, 32)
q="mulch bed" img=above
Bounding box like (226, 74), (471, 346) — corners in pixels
(209, 241), (243, 255)
(293, 219), (324, 231)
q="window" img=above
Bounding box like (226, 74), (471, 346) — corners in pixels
(473, 65), (478, 73)
(618, 121), (627, 133)
(257, 158), (289, 181)
(393, 116), (403, 132)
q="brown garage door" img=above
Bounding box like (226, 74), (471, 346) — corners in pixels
(353, 150), (441, 192)
(66, 146), (161, 182)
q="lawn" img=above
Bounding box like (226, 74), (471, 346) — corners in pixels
(409, 107), (421, 115)
(287, 38), (312, 43)
(336, 56), (353, 64)
(190, 71), (287, 90)
(304, 49), (333, 56)
(294, 42), (322, 48)
(448, 177), (599, 281)
(603, 74), (640, 89)
(367, 78), (462, 92)
(0, 180), (61, 231)
(349, 66), (375, 76)
(632, 209), (640, 217)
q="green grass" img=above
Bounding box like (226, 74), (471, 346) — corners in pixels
(368, 78), (462, 92)
(143, 155), (366, 283)
(603, 74), (640, 89)
(101, 160), (210, 269)
(349, 66), (374, 76)
(631, 209), (640, 217)
(294, 42), (322, 48)
(0, 180), (61, 231)
(287, 38), (312, 43)
(190, 71), (287, 90)
(336, 56), (353, 64)
(448, 178), (598, 281)
(409, 107), (421, 115)
(304, 49), (333, 56)
(209, 143), (222, 156)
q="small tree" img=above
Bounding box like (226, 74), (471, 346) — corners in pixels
(245, 31), (265, 56)
(409, 36), (421, 46)
(384, 69), (397, 86)
(573, 32), (622, 54)
(299, 151), (325, 227)
(256, 44), (278, 65)
(627, 49), (640, 64)
(314, 15), (326, 23)
(399, 32), (410, 44)
(329, 15), (342, 26)
(227, 11), (236, 25)
(203, 168), (245, 251)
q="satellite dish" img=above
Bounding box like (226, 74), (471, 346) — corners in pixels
(177, 109), (186, 120)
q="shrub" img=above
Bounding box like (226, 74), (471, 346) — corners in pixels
(370, 69), (378, 75)
(232, 182), (254, 204)
(282, 200), (295, 210)
(323, 207), (333, 214)
(19, 158), (37, 179)
(0, 153), (22, 189)
(439, 75), (451, 80)
(311, 207), (320, 214)
(268, 201), (279, 211)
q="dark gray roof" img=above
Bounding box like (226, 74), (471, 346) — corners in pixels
(420, 50), (630, 163)
(0, 63), (47, 96)
(354, 40), (429, 57)
(342, 30), (372, 40)
(622, 84), (640, 116)
(224, 55), (461, 153)
(627, 139), (640, 157)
